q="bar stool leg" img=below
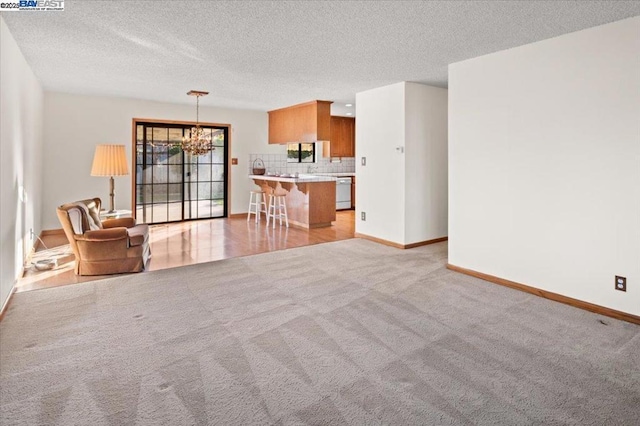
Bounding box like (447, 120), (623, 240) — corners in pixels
(247, 192), (255, 222)
(281, 197), (289, 228)
(259, 194), (268, 224)
(272, 195), (278, 229)
(277, 195), (283, 229)
(268, 194), (276, 228)
(254, 193), (260, 224)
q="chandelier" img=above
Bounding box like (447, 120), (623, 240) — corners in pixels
(181, 90), (214, 156)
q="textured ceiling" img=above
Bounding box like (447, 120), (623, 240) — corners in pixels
(3, 1), (640, 115)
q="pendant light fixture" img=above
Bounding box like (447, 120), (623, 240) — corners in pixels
(181, 90), (213, 156)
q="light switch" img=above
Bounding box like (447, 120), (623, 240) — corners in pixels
(361, 157), (366, 166)
(231, 158), (238, 165)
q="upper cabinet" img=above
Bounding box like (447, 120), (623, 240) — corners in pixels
(324, 116), (355, 158)
(268, 100), (332, 144)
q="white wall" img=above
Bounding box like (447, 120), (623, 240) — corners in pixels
(0, 17), (44, 309)
(355, 81), (448, 246)
(42, 92), (282, 229)
(355, 82), (406, 244)
(449, 17), (640, 315)
(405, 82), (448, 245)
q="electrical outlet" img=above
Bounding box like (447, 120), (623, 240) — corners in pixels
(615, 276), (626, 292)
(361, 212), (366, 221)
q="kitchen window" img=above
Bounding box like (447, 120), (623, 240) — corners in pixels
(287, 143), (315, 163)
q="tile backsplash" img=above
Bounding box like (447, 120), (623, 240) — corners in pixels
(248, 153), (355, 175)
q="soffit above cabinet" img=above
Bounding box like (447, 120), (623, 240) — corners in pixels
(268, 100), (332, 144)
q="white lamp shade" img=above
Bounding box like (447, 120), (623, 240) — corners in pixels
(91, 145), (129, 176)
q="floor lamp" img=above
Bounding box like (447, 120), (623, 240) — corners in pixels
(91, 145), (129, 213)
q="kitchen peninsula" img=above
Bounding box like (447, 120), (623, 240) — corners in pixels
(250, 174), (337, 228)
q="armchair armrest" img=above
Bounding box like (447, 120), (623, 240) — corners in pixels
(103, 217), (136, 229)
(76, 227), (128, 242)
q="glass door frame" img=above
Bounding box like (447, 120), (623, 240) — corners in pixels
(131, 118), (232, 224)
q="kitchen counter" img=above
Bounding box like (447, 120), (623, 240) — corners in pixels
(250, 175), (336, 228)
(316, 172), (355, 177)
(248, 174), (337, 183)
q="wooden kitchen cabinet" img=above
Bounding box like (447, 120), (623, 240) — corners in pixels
(268, 100), (332, 144)
(324, 116), (355, 158)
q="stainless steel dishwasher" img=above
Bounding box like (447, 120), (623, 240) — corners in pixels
(336, 177), (352, 210)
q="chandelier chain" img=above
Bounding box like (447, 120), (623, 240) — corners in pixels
(181, 91), (213, 156)
(145, 90), (214, 156)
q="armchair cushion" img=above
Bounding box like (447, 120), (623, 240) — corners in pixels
(76, 227), (128, 242)
(103, 217), (136, 229)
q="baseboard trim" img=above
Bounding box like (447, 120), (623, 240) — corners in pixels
(446, 263), (640, 326)
(355, 233), (448, 249)
(404, 237), (448, 249)
(228, 213), (248, 219)
(41, 228), (65, 236)
(0, 285), (17, 322)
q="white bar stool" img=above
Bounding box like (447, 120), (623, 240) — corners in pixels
(266, 193), (289, 228)
(247, 190), (267, 223)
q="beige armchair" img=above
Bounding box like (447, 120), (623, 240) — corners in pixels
(56, 198), (150, 275)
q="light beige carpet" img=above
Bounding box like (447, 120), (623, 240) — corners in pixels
(1, 239), (639, 425)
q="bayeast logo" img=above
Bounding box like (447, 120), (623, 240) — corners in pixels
(0, 0), (64, 11)
(20, 0), (64, 9)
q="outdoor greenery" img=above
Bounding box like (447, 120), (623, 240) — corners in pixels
(287, 143), (315, 162)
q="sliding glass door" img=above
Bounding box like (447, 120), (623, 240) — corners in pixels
(134, 122), (228, 224)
